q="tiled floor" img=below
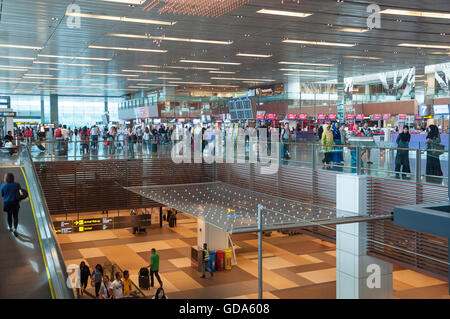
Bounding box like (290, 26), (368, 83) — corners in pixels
(57, 213), (450, 299)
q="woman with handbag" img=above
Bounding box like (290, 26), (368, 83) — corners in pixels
(79, 261), (91, 296)
(395, 125), (411, 179)
(425, 124), (444, 184)
(1, 172), (28, 237)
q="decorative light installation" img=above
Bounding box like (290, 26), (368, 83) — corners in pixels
(142, 0), (254, 17)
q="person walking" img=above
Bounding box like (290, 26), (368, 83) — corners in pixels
(143, 127), (151, 154)
(99, 274), (113, 299)
(91, 264), (103, 298)
(321, 124), (334, 167)
(201, 243), (214, 278)
(79, 261), (91, 297)
(395, 125), (411, 179)
(425, 124), (444, 184)
(80, 127), (89, 156)
(148, 248), (163, 288)
(362, 122), (373, 165)
(90, 125), (99, 150)
(331, 122), (343, 164)
(110, 272), (124, 299)
(122, 270), (133, 298)
(280, 123), (291, 160)
(1, 173), (27, 237)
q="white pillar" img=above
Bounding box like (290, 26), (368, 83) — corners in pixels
(336, 174), (393, 299)
(197, 217), (229, 251)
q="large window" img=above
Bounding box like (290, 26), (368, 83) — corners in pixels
(58, 96), (122, 128)
(9, 95), (49, 120)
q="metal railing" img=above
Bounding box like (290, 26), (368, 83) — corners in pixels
(20, 146), (74, 299)
(28, 137), (448, 187)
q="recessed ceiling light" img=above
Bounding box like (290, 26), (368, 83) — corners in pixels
(122, 69), (173, 74)
(179, 59), (241, 65)
(201, 84), (240, 88)
(0, 80), (43, 84)
(127, 78), (153, 82)
(279, 61), (334, 67)
(282, 39), (356, 47)
(381, 9), (450, 20)
(139, 65), (160, 68)
(343, 55), (382, 60)
(33, 61), (96, 67)
(283, 73), (328, 77)
(279, 68), (328, 73)
(257, 9), (312, 18)
(208, 71), (236, 74)
(106, 33), (232, 45)
(236, 53), (272, 58)
(398, 43), (450, 49)
(158, 77), (183, 80)
(0, 44), (43, 50)
(37, 54), (111, 61)
(168, 81), (212, 85)
(0, 56), (36, 60)
(210, 77), (275, 82)
(85, 73), (139, 77)
(165, 66), (220, 71)
(65, 12), (175, 25)
(88, 45), (167, 53)
(334, 27), (369, 33)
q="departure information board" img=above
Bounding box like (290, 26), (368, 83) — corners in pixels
(228, 98), (253, 119)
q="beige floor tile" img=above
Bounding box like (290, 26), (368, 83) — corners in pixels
(324, 251), (336, 257)
(169, 227), (197, 238)
(163, 270), (203, 291)
(169, 257), (192, 268)
(79, 247), (104, 259)
(242, 292), (280, 299)
(127, 241), (173, 253)
(393, 270), (446, 288)
(100, 245), (148, 271)
(252, 256), (296, 270)
(166, 238), (191, 249)
(237, 257), (298, 290)
(67, 230), (118, 243)
(111, 228), (138, 239)
(240, 252), (275, 259)
(297, 268), (336, 284)
(156, 273), (180, 294)
(311, 239), (336, 248)
(57, 234), (73, 244)
(300, 254), (324, 264)
(393, 279), (416, 291)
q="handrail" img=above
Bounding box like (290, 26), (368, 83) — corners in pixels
(21, 145), (74, 299)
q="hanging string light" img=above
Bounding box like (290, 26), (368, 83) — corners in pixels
(143, 0), (253, 18)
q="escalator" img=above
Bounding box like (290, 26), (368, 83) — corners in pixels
(0, 147), (73, 299)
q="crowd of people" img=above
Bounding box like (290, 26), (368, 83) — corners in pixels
(77, 248), (168, 299)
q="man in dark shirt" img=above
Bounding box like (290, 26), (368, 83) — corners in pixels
(4, 131), (13, 142)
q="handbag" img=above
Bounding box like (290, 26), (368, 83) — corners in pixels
(430, 141), (445, 156)
(17, 187), (29, 202)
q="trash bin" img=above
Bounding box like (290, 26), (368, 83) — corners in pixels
(208, 251), (216, 272)
(216, 250), (224, 271)
(224, 249), (232, 270)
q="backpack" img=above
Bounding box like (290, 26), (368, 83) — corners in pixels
(55, 129), (62, 137)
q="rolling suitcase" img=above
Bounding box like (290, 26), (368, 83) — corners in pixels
(139, 267), (150, 290)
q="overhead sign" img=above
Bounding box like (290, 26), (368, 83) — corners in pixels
(327, 114), (337, 120)
(256, 113), (265, 120)
(0, 111), (16, 117)
(345, 114), (355, 120)
(317, 114), (326, 120)
(398, 114), (407, 120)
(266, 114), (276, 120)
(372, 114), (382, 120)
(383, 114), (391, 120)
(415, 115), (423, 120)
(287, 114), (297, 120)
(433, 104), (449, 115)
(298, 114), (308, 120)
(356, 114), (365, 120)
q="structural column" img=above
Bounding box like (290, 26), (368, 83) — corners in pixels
(40, 95), (45, 123)
(197, 217), (229, 252)
(336, 174), (393, 299)
(50, 94), (59, 126)
(337, 61), (345, 121)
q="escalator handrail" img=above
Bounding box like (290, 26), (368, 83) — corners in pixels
(22, 145), (74, 299)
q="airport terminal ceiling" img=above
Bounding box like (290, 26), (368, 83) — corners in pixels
(0, 0), (449, 96)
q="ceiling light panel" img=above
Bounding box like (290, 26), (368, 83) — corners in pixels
(179, 59), (241, 65)
(236, 53), (272, 58)
(38, 54), (111, 61)
(106, 33), (232, 45)
(89, 45), (167, 53)
(282, 39), (356, 47)
(381, 9), (450, 20)
(279, 68), (328, 73)
(65, 12), (175, 25)
(279, 61), (334, 67)
(122, 69), (173, 74)
(257, 9), (312, 18)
